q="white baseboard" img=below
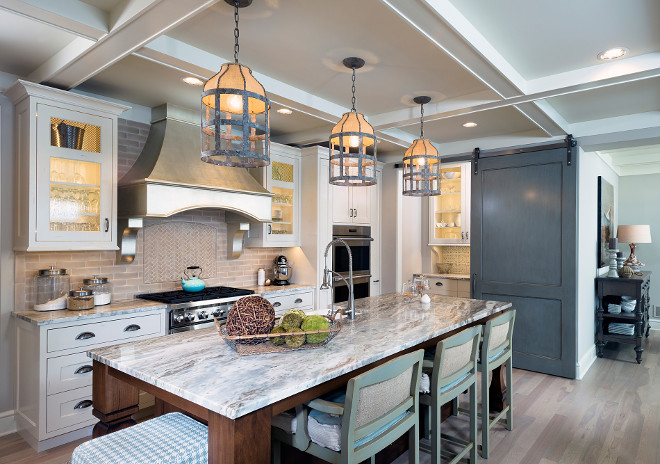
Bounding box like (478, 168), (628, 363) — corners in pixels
(576, 345), (597, 380)
(0, 409), (16, 437)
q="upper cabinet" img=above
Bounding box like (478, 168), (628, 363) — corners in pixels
(5, 80), (128, 251)
(247, 143), (301, 247)
(332, 185), (372, 225)
(428, 161), (471, 246)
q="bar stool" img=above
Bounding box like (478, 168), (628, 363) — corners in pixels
(271, 405), (309, 464)
(478, 310), (516, 458)
(272, 349), (424, 464)
(71, 412), (208, 464)
(420, 325), (481, 464)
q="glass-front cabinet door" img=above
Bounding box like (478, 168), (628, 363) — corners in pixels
(35, 104), (114, 245)
(429, 162), (470, 245)
(247, 144), (301, 247)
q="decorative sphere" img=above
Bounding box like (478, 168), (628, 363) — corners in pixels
(226, 295), (275, 337)
(618, 266), (634, 278)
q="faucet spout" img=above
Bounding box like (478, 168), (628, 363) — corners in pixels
(322, 238), (355, 320)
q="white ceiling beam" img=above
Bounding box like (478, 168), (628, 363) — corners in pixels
(575, 112), (660, 152)
(27, 36), (95, 84)
(514, 102), (566, 137)
(40, 0), (218, 89)
(436, 130), (564, 157)
(0, 0), (108, 39)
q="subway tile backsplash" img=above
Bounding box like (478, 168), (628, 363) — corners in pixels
(14, 119), (285, 311)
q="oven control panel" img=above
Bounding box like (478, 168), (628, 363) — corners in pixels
(169, 302), (232, 333)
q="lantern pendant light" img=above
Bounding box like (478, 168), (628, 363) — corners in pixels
(402, 96), (441, 196)
(201, 0), (270, 168)
(329, 57), (377, 186)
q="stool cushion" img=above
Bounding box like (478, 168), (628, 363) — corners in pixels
(71, 412), (208, 464)
(272, 410), (297, 434)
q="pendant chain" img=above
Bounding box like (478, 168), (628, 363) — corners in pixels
(420, 103), (425, 138)
(233, 1), (240, 64)
(351, 67), (357, 112)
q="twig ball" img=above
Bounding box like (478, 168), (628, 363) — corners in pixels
(226, 295), (275, 337)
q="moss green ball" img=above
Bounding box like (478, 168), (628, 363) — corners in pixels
(281, 311), (304, 330)
(270, 326), (286, 346)
(285, 328), (306, 348)
(301, 315), (330, 344)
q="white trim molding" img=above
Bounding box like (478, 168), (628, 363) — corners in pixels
(576, 345), (597, 380)
(0, 410), (16, 437)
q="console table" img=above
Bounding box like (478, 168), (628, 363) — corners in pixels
(596, 271), (651, 363)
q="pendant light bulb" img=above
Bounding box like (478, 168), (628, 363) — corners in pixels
(226, 94), (243, 114)
(348, 135), (360, 148)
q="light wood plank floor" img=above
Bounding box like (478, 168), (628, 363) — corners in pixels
(1, 331), (658, 464)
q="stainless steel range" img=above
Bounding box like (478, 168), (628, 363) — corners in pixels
(136, 286), (254, 334)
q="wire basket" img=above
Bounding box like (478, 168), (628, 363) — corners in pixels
(215, 314), (342, 356)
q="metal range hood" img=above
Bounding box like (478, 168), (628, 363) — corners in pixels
(117, 104), (272, 262)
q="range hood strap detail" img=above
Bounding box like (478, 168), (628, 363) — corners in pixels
(117, 218), (144, 264)
(227, 222), (250, 259)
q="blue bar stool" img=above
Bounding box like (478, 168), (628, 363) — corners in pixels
(71, 412), (208, 464)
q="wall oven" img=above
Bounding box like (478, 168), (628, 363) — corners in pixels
(332, 225), (372, 303)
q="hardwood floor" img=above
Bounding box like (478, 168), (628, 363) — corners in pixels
(1, 331), (658, 464)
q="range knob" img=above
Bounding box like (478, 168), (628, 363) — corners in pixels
(185, 312), (195, 322)
(198, 311), (208, 320)
(173, 314), (185, 324)
(212, 309), (223, 318)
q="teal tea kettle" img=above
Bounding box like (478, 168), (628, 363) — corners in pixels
(181, 266), (206, 292)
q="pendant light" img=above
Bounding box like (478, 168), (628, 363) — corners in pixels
(329, 57), (377, 186)
(402, 96), (441, 196)
(201, 0), (270, 168)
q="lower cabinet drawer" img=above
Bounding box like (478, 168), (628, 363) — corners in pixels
(268, 291), (314, 315)
(457, 280), (470, 295)
(427, 278), (457, 296)
(47, 313), (161, 353)
(46, 386), (94, 433)
(47, 352), (94, 395)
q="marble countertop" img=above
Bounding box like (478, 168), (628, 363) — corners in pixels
(13, 299), (168, 326)
(13, 284), (316, 326)
(88, 293), (511, 420)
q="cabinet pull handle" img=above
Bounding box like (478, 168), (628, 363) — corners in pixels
(104, 218), (109, 232)
(466, 231), (469, 240)
(349, 209), (353, 218)
(294, 298), (303, 304)
(74, 365), (93, 375)
(273, 302), (281, 307)
(461, 232), (464, 240)
(124, 324), (141, 332)
(435, 282), (443, 287)
(268, 224), (272, 235)
(354, 209), (357, 217)
(373, 280), (380, 283)
(74, 399), (93, 410)
(75, 332), (95, 341)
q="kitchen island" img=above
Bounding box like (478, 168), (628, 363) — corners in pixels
(88, 293), (511, 463)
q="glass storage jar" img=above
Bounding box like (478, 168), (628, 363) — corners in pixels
(67, 288), (95, 310)
(34, 266), (70, 311)
(82, 276), (112, 305)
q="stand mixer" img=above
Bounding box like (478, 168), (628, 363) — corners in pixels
(272, 255), (292, 285)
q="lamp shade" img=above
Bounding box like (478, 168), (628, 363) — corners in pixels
(617, 224), (652, 243)
(402, 138), (441, 196)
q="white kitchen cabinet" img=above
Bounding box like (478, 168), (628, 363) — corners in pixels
(262, 288), (314, 316)
(247, 143), (301, 247)
(370, 167), (383, 296)
(416, 275), (470, 298)
(428, 161), (471, 246)
(14, 309), (166, 451)
(5, 80), (128, 251)
(332, 184), (372, 225)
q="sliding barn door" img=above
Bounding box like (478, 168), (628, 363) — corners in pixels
(471, 146), (578, 378)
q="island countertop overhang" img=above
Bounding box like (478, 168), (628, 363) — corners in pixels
(87, 293), (511, 420)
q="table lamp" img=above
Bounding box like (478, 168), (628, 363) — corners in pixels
(617, 225), (652, 268)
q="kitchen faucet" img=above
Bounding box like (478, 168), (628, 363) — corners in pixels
(320, 238), (355, 320)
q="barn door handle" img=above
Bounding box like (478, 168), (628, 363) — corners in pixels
(472, 274), (477, 296)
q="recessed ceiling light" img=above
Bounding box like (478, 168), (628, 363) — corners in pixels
(277, 108), (293, 115)
(597, 47), (629, 61)
(182, 76), (204, 86)
(462, 122), (478, 128)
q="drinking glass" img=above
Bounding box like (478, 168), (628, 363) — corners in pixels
(401, 281), (415, 296)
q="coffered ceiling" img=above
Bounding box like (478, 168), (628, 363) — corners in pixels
(0, 0), (659, 170)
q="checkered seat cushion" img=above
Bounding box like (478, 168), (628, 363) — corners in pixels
(71, 412), (208, 464)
